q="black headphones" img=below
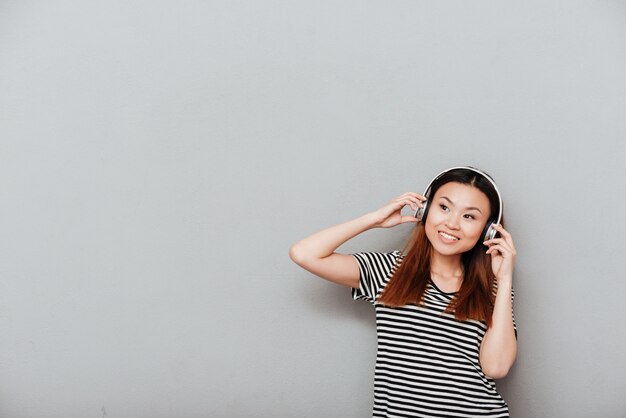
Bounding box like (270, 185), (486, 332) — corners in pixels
(414, 166), (503, 243)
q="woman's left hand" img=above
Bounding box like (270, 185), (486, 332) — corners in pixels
(483, 224), (517, 281)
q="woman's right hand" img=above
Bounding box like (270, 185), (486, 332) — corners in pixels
(371, 192), (427, 228)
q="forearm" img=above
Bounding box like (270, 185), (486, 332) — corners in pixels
(290, 212), (379, 261)
(479, 278), (517, 379)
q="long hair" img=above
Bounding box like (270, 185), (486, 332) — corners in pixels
(377, 167), (503, 327)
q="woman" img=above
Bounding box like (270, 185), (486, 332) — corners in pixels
(289, 166), (517, 417)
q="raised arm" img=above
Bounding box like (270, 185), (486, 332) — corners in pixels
(288, 192), (425, 288)
(480, 224), (518, 379)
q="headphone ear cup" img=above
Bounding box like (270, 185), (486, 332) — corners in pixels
(482, 221), (496, 243)
(416, 200), (430, 224)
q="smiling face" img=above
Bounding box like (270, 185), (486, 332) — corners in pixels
(424, 181), (492, 257)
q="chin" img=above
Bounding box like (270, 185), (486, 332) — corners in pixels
(427, 235), (477, 256)
(432, 244), (465, 256)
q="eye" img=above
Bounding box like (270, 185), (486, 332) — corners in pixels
(464, 214), (475, 220)
(439, 204), (448, 211)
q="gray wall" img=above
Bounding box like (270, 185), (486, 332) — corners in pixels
(1, 1), (625, 417)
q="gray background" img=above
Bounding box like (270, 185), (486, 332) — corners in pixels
(1, 1), (625, 417)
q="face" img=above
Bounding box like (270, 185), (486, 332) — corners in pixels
(424, 182), (491, 257)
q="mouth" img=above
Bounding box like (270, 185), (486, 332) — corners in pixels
(438, 231), (460, 241)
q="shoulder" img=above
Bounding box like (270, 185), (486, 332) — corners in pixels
(351, 250), (404, 274)
(352, 250), (403, 265)
(351, 250), (403, 303)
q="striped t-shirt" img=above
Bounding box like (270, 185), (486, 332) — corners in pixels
(351, 250), (516, 418)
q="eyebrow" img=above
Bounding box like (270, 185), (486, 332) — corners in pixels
(440, 196), (483, 214)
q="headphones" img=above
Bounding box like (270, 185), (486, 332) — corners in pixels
(414, 166), (503, 242)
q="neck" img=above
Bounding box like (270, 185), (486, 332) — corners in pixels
(430, 252), (464, 278)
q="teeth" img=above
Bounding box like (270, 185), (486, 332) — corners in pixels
(439, 232), (459, 241)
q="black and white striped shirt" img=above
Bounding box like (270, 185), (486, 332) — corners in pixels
(351, 250), (516, 418)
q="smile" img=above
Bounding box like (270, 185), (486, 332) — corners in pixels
(438, 231), (460, 241)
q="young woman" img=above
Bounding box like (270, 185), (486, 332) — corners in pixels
(289, 167), (517, 417)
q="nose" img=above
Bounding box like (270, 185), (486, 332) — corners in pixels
(445, 213), (461, 230)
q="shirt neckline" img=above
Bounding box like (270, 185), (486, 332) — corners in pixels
(428, 278), (459, 295)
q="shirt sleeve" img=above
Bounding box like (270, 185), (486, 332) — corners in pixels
(350, 250), (403, 305)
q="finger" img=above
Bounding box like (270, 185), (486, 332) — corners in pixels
(483, 238), (504, 244)
(486, 244), (513, 256)
(488, 239), (514, 253)
(483, 238), (510, 247)
(493, 224), (511, 238)
(393, 197), (422, 211)
(397, 196), (425, 210)
(492, 224), (516, 251)
(402, 192), (428, 202)
(401, 216), (420, 224)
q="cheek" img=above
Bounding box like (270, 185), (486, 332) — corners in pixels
(424, 218), (439, 240)
(465, 221), (487, 238)
(424, 214), (442, 233)
(425, 210), (445, 226)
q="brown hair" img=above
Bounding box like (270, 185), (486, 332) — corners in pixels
(377, 168), (503, 327)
